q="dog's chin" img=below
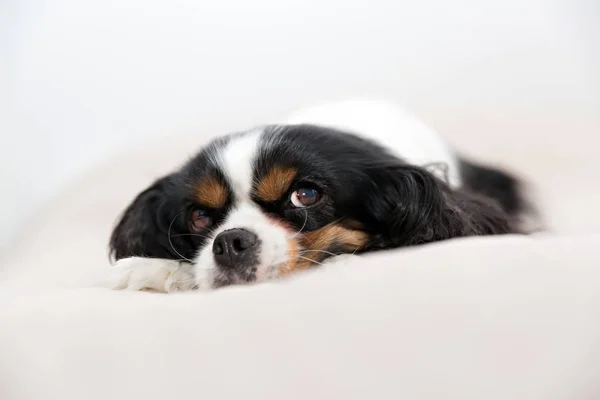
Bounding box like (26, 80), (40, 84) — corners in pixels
(195, 261), (287, 289)
(211, 273), (255, 289)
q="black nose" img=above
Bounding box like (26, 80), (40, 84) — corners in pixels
(212, 228), (259, 269)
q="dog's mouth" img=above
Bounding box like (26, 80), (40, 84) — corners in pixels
(209, 255), (320, 289)
(211, 269), (257, 289)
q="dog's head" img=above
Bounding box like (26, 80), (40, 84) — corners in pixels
(110, 125), (513, 288)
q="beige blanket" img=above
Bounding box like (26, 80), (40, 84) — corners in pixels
(1, 120), (599, 399)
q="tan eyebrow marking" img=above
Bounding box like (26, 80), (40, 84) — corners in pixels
(196, 176), (228, 208)
(255, 166), (298, 202)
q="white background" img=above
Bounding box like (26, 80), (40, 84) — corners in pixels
(1, 0), (599, 253)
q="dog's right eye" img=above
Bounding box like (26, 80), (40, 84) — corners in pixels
(290, 188), (321, 208)
(189, 209), (212, 231)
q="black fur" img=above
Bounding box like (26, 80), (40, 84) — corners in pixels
(109, 175), (195, 260)
(459, 159), (525, 215)
(109, 136), (236, 261)
(360, 164), (516, 251)
(110, 124), (528, 264)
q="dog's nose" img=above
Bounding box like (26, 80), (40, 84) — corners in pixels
(212, 228), (259, 269)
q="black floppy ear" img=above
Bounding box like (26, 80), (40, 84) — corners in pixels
(109, 174), (189, 261)
(363, 165), (516, 250)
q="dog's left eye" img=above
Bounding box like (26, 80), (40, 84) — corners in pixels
(189, 209), (212, 231)
(290, 188), (321, 208)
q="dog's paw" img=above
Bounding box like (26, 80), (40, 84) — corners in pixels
(110, 257), (195, 293)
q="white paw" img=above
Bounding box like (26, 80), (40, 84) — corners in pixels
(110, 257), (195, 293)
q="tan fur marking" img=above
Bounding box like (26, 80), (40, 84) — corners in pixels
(278, 223), (368, 276)
(302, 224), (368, 254)
(278, 238), (301, 277)
(196, 177), (227, 209)
(255, 166), (297, 202)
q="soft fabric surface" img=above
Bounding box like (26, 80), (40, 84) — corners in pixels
(1, 112), (600, 399)
(2, 235), (600, 400)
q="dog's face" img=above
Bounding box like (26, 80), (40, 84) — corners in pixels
(110, 125), (514, 288)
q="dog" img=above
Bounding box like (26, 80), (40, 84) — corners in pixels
(109, 99), (531, 292)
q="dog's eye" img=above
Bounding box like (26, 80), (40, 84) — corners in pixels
(189, 209), (212, 231)
(290, 188), (321, 208)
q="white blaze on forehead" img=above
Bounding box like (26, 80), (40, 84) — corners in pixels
(193, 127), (292, 288)
(219, 128), (264, 200)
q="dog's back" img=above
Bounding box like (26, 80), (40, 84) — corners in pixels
(285, 99), (533, 229)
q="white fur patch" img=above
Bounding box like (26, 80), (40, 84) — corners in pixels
(110, 257), (195, 293)
(219, 128), (263, 199)
(284, 99), (462, 187)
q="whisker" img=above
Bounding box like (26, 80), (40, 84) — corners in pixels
(296, 255), (323, 266)
(287, 209), (308, 239)
(298, 249), (341, 257)
(168, 212), (193, 262)
(170, 233), (213, 240)
(330, 216), (349, 226)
